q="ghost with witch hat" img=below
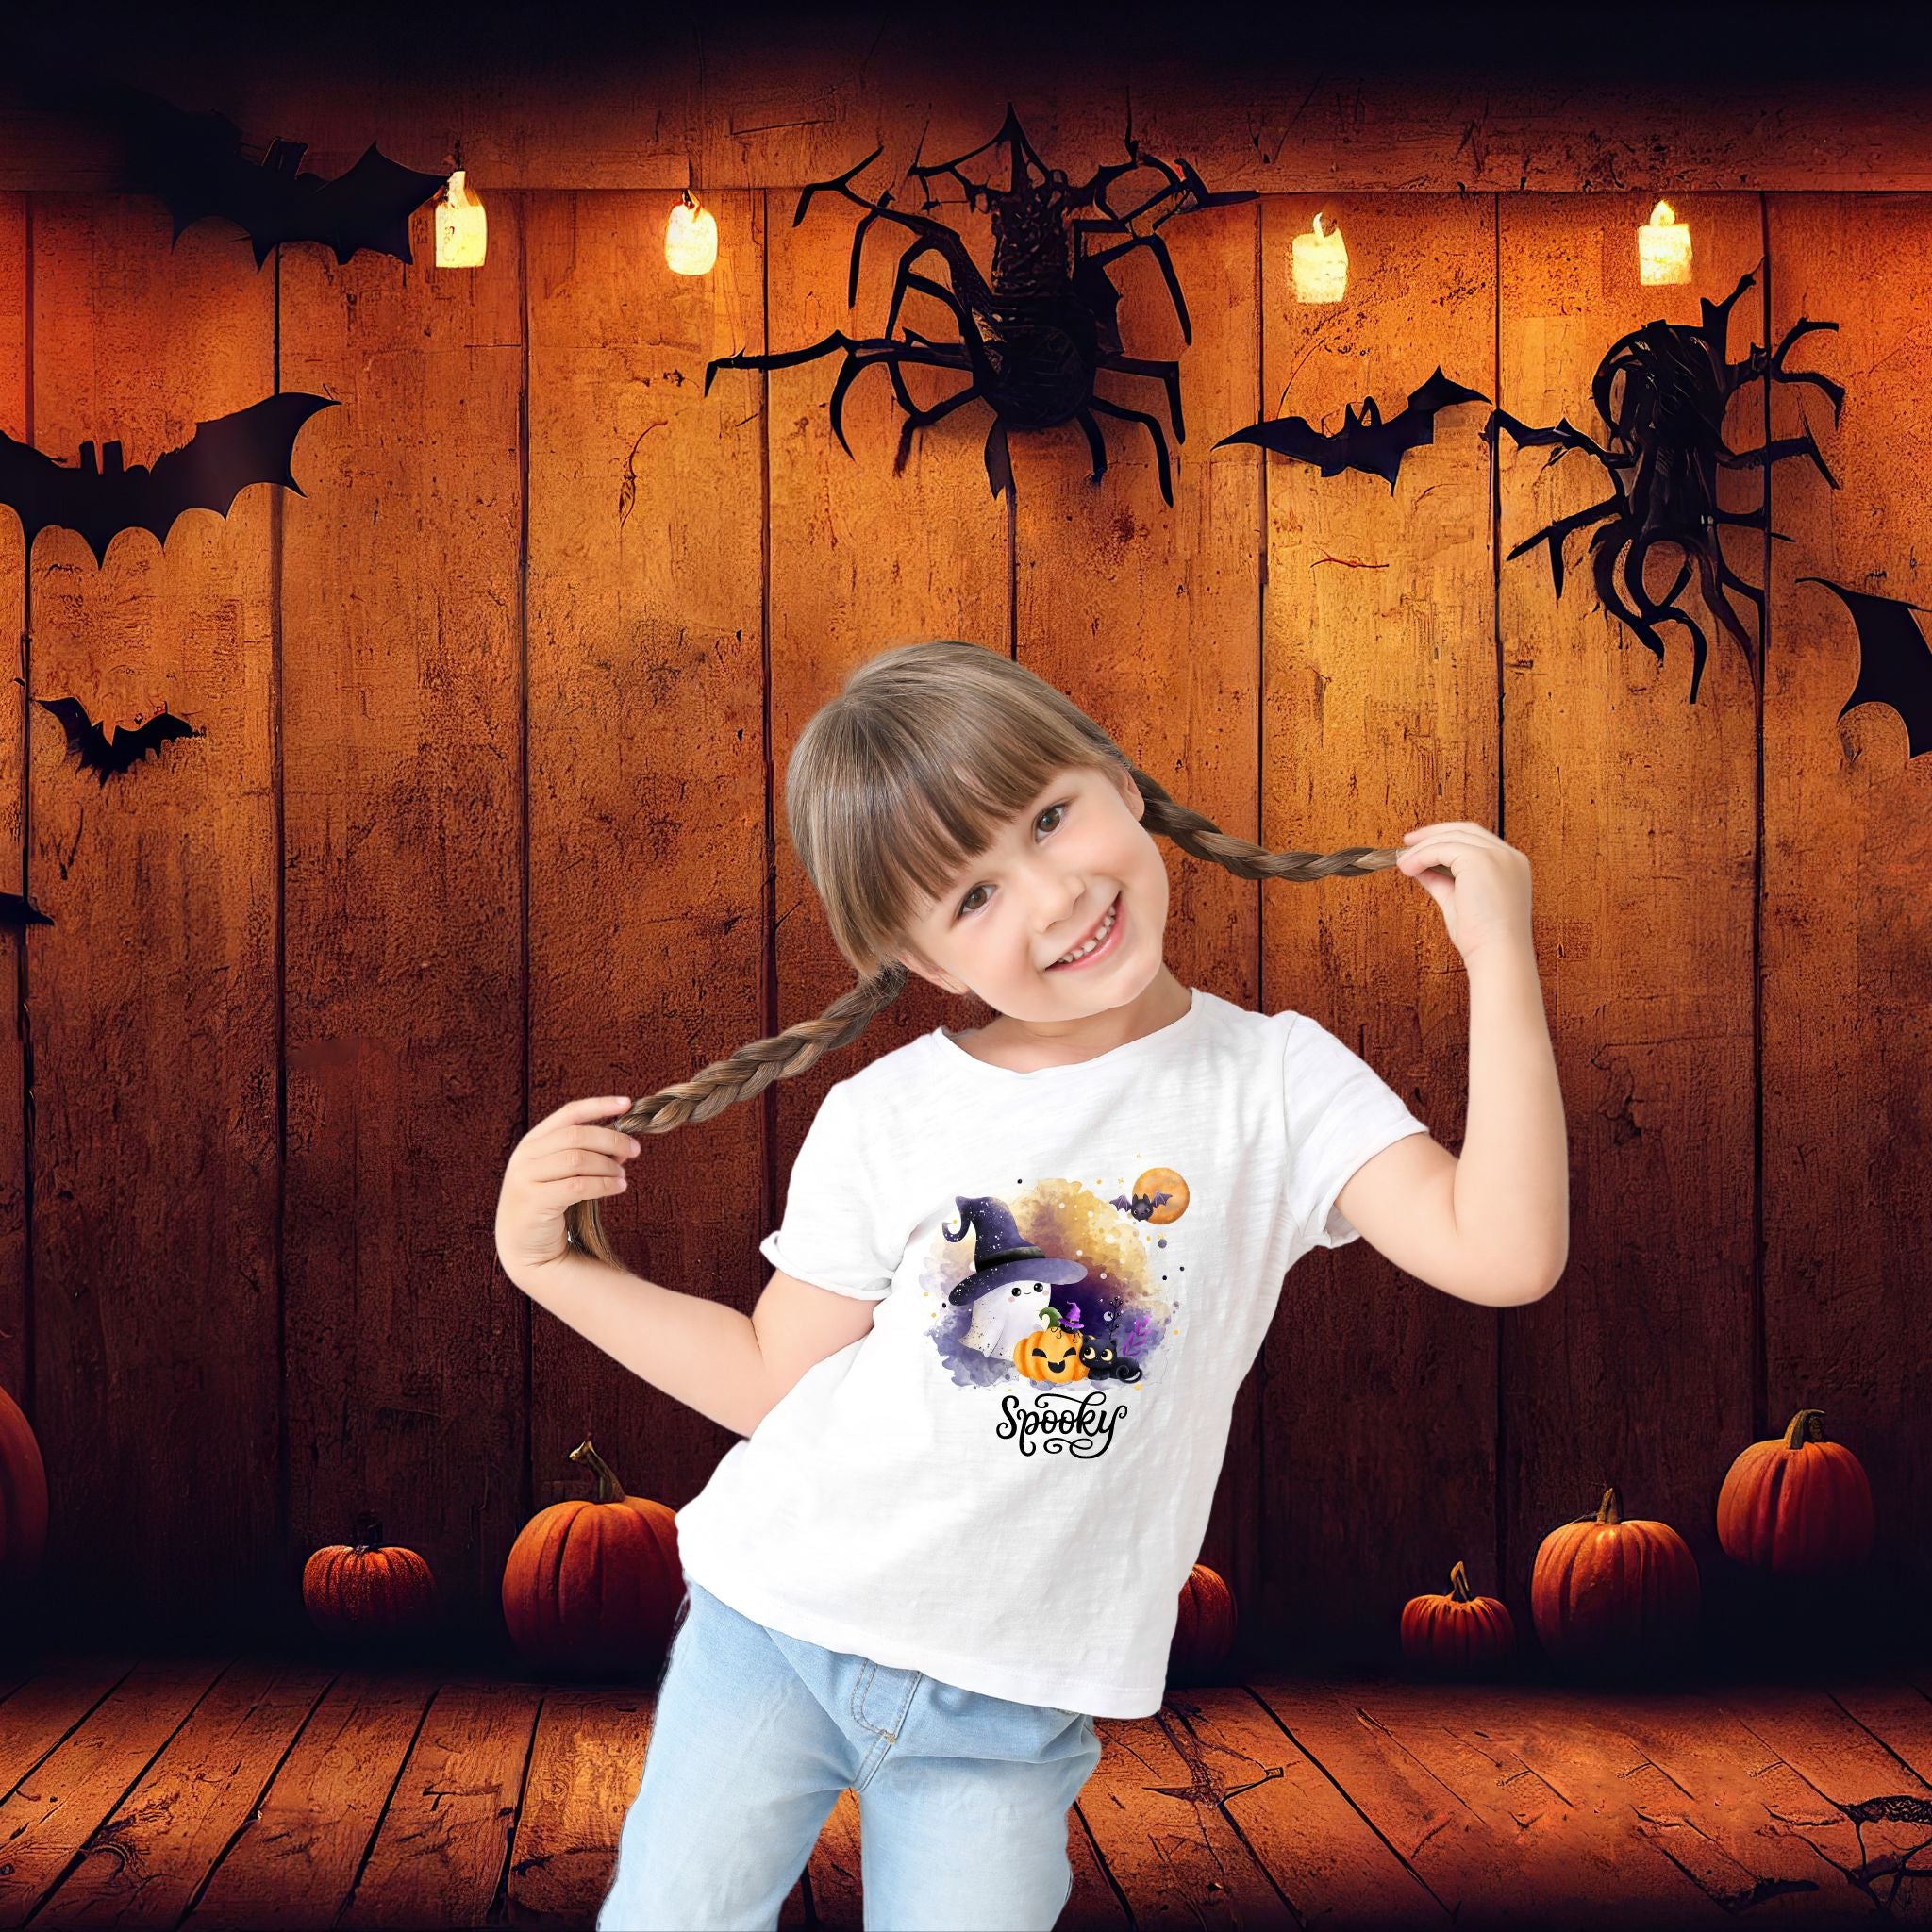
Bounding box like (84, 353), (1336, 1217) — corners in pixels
(943, 1195), (1089, 1363)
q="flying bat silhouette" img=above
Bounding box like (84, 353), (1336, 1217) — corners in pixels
(1109, 1188), (1175, 1221)
(0, 894), (53, 934)
(0, 393), (339, 566)
(1799, 576), (1932, 760)
(8, 45), (449, 266)
(36, 697), (201, 786)
(1216, 367), (1491, 490)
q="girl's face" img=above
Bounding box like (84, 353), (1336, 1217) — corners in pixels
(894, 763), (1172, 1024)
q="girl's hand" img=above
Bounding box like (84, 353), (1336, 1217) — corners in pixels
(1393, 821), (1534, 963)
(495, 1094), (641, 1279)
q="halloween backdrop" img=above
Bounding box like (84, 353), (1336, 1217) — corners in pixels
(0, 0), (1926, 1666)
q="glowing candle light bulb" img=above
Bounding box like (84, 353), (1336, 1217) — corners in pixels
(1291, 209), (1348, 303)
(1638, 199), (1691, 285)
(435, 167), (487, 269)
(665, 189), (718, 275)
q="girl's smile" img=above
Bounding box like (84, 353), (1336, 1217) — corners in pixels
(1044, 891), (1124, 972)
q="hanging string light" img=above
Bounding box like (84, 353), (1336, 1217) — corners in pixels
(1638, 199), (1691, 285)
(1291, 209), (1348, 303)
(434, 145), (486, 268)
(665, 188), (718, 275)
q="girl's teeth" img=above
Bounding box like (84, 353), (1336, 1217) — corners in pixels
(1056, 899), (1117, 964)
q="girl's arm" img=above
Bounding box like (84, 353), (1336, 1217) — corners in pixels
(508, 1248), (774, 1438)
(1333, 938), (1568, 1304)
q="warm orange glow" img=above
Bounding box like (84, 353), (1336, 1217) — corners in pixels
(1291, 209), (1348, 303)
(666, 190), (718, 275)
(1639, 198), (1691, 285)
(435, 169), (486, 269)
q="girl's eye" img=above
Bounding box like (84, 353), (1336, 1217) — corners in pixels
(958, 803), (1066, 918)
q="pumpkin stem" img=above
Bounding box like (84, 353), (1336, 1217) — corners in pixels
(569, 1438), (628, 1504)
(1596, 1484), (1621, 1525)
(1448, 1559), (1472, 1602)
(352, 1511), (385, 1555)
(1782, 1408), (1825, 1449)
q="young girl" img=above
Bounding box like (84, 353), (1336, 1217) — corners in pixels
(494, 640), (1568, 1930)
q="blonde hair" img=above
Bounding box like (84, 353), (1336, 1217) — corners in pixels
(566, 639), (1402, 1264)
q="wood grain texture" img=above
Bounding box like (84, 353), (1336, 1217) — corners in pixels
(1494, 194), (1764, 1656)
(25, 195), (282, 1636)
(1763, 193), (1932, 1626)
(1257, 192), (1497, 1668)
(520, 186), (770, 1542)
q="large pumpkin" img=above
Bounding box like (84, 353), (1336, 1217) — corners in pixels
(302, 1513), (439, 1640)
(1400, 1560), (1515, 1675)
(1716, 1408), (1874, 1574)
(1530, 1484), (1699, 1675)
(0, 1381), (48, 1591)
(503, 1439), (683, 1676)
(1166, 1563), (1236, 1686)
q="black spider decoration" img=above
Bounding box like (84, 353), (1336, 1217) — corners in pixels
(1485, 260), (1843, 703)
(703, 106), (1257, 506)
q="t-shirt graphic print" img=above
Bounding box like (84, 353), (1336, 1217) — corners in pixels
(670, 987), (1432, 1718)
(929, 1181), (1189, 1460)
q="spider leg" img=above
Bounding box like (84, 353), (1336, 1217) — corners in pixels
(1074, 405), (1108, 485)
(798, 148), (997, 311)
(824, 341), (974, 456)
(1089, 395), (1175, 506)
(705, 328), (906, 394)
(1719, 430), (1840, 491)
(1768, 317), (1847, 423)
(892, 383), (985, 475)
(1080, 229), (1193, 344)
(1096, 353), (1184, 441)
(881, 341), (970, 415)
(1486, 408), (1621, 466)
(1505, 494), (1624, 599)
(889, 267), (985, 346)
(984, 415), (1015, 501)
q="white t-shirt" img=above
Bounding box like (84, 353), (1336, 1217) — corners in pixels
(672, 986), (1431, 1718)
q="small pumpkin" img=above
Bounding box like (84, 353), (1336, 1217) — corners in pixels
(1716, 1408), (1874, 1574)
(302, 1512), (439, 1640)
(1013, 1307), (1087, 1382)
(0, 1381), (48, 1591)
(502, 1439), (683, 1676)
(1166, 1563), (1236, 1686)
(1531, 1484), (1699, 1675)
(1400, 1560), (1515, 1675)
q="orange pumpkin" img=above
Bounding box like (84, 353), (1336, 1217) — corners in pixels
(1531, 1484), (1699, 1675)
(302, 1513), (439, 1640)
(0, 1381), (48, 1591)
(1716, 1408), (1874, 1574)
(1013, 1309), (1087, 1383)
(503, 1439), (683, 1675)
(1400, 1560), (1515, 1675)
(1167, 1563), (1236, 1686)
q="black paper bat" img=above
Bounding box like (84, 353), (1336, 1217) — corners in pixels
(1215, 368), (1491, 489)
(0, 393), (339, 566)
(1799, 577), (1932, 759)
(0, 894), (54, 934)
(9, 45), (449, 266)
(37, 697), (201, 786)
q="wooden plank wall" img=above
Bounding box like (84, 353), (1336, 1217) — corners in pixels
(0, 124), (1926, 1663)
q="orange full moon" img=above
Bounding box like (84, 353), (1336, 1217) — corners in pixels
(1133, 1167), (1189, 1224)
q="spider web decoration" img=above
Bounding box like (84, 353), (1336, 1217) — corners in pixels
(703, 105), (1257, 507)
(1485, 260), (1843, 704)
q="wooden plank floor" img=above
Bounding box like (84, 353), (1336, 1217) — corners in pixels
(0, 1651), (1928, 1928)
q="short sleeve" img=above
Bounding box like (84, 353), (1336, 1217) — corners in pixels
(758, 1079), (900, 1300)
(1281, 1012), (1431, 1250)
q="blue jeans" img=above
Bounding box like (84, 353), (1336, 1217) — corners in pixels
(596, 1578), (1105, 1930)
